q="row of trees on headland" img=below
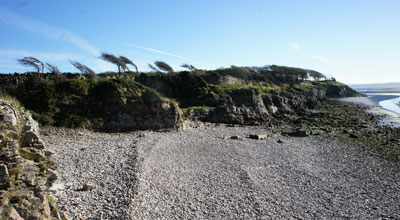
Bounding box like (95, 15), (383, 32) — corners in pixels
(17, 52), (189, 75)
(17, 53), (332, 83)
(18, 52), (138, 75)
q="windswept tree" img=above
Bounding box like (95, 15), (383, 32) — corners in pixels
(18, 56), (44, 73)
(149, 61), (174, 73)
(181, 63), (197, 72)
(100, 52), (127, 73)
(308, 70), (326, 81)
(148, 63), (159, 72)
(70, 60), (95, 74)
(119, 56), (138, 74)
(45, 63), (60, 74)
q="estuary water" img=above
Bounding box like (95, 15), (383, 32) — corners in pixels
(340, 93), (400, 127)
(366, 93), (400, 114)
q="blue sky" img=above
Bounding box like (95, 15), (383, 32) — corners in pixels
(0, 0), (399, 84)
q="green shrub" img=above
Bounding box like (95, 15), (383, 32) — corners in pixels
(59, 114), (88, 128)
(56, 79), (89, 96)
(18, 79), (56, 112)
(31, 112), (54, 126)
(88, 79), (121, 104)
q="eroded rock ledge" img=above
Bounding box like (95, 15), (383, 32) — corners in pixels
(0, 99), (62, 220)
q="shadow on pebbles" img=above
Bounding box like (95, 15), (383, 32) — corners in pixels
(42, 126), (400, 219)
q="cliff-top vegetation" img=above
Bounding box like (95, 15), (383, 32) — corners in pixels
(0, 54), (356, 131)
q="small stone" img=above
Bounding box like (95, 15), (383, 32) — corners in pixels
(277, 139), (284, 144)
(83, 183), (95, 191)
(229, 135), (240, 139)
(22, 131), (40, 147)
(60, 212), (72, 220)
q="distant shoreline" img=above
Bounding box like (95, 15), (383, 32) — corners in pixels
(339, 94), (400, 128)
(364, 93), (400, 106)
(357, 89), (400, 93)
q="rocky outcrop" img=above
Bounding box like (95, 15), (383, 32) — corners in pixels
(184, 83), (358, 125)
(0, 99), (61, 219)
(85, 79), (184, 132)
(106, 97), (183, 132)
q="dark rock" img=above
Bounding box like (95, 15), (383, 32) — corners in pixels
(248, 134), (269, 140)
(349, 133), (359, 138)
(296, 128), (310, 137)
(0, 164), (10, 189)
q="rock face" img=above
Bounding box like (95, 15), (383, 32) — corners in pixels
(0, 99), (61, 220)
(185, 83), (356, 125)
(86, 79), (184, 132)
(108, 96), (183, 132)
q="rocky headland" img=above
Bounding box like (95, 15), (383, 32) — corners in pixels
(0, 66), (357, 131)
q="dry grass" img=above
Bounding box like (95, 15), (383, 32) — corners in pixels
(0, 89), (24, 111)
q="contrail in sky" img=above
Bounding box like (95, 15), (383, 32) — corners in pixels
(124, 43), (214, 69)
(0, 7), (100, 56)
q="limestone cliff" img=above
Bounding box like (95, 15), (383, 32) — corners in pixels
(0, 99), (61, 220)
(183, 82), (358, 125)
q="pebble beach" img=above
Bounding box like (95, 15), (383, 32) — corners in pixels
(42, 125), (400, 219)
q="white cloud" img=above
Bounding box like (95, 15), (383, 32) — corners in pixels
(0, 7), (100, 55)
(289, 43), (301, 51)
(307, 53), (332, 66)
(123, 44), (215, 69)
(0, 49), (83, 61)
